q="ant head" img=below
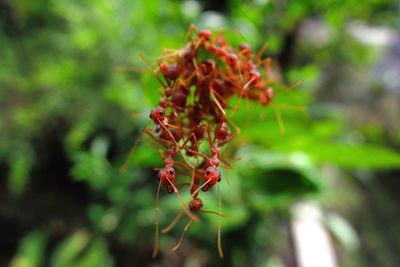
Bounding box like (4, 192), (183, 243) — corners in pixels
(183, 44), (196, 59)
(208, 45), (227, 58)
(225, 53), (238, 67)
(197, 29), (212, 40)
(150, 107), (165, 123)
(215, 35), (226, 46)
(200, 60), (216, 75)
(248, 69), (261, 84)
(160, 62), (180, 80)
(215, 122), (231, 143)
(259, 87), (275, 106)
(203, 166), (221, 191)
(239, 43), (252, 56)
(158, 166), (175, 193)
(189, 197), (203, 212)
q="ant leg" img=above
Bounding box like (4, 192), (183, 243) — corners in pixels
(200, 210), (229, 217)
(218, 156), (233, 170)
(174, 161), (193, 173)
(275, 108), (285, 135)
(143, 128), (170, 149)
(180, 131), (196, 151)
(217, 117), (241, 147)
(217, 183), (224, 259)
(185, 148), (212, 163)
(166, 177), (199, 222)
(255, 43), (269, 65)
(272, 103), (306, 111)
(158, 122), (195, 170)
(191, 178), (212, 198)
(207, 92), (240, 146)
(177, 132), (199, 201)
(237, 61), (243, 81)
(152, 180), (163, 258)
(139, 54), (168, 88)
(171, 219), (193, 252)
(205, 123), (214, 145)
(162, 209), (185, 234)
(210, 89), (226, 117)
(263, 57), (272, 76)
(210, 87), (228, 109)
(119, 121), (151, 172)
(158, 48), (182, 61)
(185, 24), (198, 40)
(114, 65), (147, 73)
(230, 76), (257, 117)
(130, 112), (148, 118)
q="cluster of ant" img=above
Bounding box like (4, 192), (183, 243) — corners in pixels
(124, 25), (294, 259)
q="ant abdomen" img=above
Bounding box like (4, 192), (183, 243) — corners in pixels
(189, 197), (203, 212)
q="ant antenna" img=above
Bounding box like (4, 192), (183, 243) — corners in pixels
(162, 209), (184, 234)
(120, 120), (151, 172)
(217, 183), (224, 258)
(171, 219), (193, 252)
(152, 181), (162, 258)
(166, 177), (199, 222)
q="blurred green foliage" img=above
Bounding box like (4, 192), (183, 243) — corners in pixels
(1, 0), (400, 266)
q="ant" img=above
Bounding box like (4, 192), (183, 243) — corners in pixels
(186, 24), (213, 50)
(152, 148), (199, 258)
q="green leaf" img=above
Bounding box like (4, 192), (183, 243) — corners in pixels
(50, 231), (113, 267)
(9, 231), (47, 267)
(278, 141), (400, 169)
(50, 230), (90, 267)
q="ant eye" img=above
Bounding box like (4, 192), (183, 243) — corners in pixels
(218, 178), (221, 182)
(159, 111), (164, 116)
(169, 169), (174, 175)
(206, 170), (211, 175)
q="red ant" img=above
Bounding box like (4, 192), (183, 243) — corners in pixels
(152, 148), (199, 258)
(186, 24), (213, 50)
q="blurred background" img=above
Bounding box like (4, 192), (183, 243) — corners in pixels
(1, 0), (400, 266)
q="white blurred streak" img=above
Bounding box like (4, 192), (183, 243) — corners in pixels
(199, 11), (227, 29)
(348, 21), (397, 46)
(298, 19), (333, 47)
(291, 202), (338, 267)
